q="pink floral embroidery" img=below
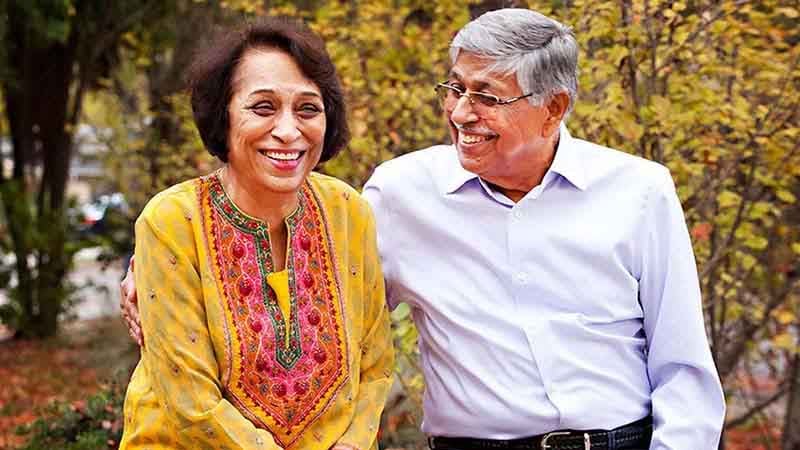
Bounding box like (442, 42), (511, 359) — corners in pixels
(199, 174), (349, 446)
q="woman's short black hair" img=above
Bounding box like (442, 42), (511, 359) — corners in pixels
(187, 16), (349, 163)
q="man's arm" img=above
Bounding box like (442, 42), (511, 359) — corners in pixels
(639, 167), (726, 449)
(362, 166), (400, 309)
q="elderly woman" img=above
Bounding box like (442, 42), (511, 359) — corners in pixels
(119, 17), (394, 450)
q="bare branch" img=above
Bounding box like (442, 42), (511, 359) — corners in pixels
(726, 383), (788, 429)
(719, 278), (799, 377)
(699, 152), (758, 279)
(654, 0), (754, 75)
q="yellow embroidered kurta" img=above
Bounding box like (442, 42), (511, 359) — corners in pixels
(120, 172), (394, 450)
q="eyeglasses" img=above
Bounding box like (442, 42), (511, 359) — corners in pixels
(435, 82), (534, 111)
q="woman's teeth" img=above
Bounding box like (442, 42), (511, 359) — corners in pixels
(260, 150), (302, 161)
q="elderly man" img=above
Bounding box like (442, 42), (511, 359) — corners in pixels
(122, 8), (725, 450)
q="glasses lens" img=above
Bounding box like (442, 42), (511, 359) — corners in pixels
(473, 92), (500, 108)
(436, 84), (460, 108)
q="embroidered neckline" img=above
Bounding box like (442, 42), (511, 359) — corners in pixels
(207, 173), (305, 368)
(211, 169), (303, 233)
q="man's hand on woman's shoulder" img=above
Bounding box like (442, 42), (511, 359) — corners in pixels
(120, 256), (143, 347)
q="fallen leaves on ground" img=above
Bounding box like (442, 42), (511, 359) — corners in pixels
(0, 318), (138, 449)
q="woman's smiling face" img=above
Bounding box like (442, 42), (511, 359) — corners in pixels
(226, 46), (326, 196)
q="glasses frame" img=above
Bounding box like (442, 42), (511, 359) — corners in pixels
(435, 82), (534, 109)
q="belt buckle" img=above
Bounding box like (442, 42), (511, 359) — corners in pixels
(540, 431), (569, 450)
(540, 431), (592, 450)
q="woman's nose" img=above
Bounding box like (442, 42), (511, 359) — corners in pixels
(270, 110), (302, 143)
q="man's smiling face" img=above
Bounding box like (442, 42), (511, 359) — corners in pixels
(445, 51), (557, 194)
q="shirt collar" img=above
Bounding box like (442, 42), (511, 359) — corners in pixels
(441, 151), (479, 195)
(441, 122), (587, 195)
(548, 124), (588, 191)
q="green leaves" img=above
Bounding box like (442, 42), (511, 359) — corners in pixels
(11, 0), (73, 44)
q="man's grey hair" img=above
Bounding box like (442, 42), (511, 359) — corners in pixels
(450, 9), (579, 113)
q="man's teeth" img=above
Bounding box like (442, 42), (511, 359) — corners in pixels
(460, 134), (492, 144)
(263, 151), (301, 161)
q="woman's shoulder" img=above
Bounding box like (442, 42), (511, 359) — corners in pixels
(308, 171), (358, 195)
(307, 172), (373, 218)
(137, 177), (203, 227)
(308, 172), (362, 202)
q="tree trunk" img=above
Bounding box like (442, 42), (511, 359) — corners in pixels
(783, 353), (800, 450)
(1, 2), (78, 338)
(2, 3), (37, 328)
(1, 0), (170, 339)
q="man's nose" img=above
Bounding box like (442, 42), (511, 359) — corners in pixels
(270, 110), (302, 143)
(449, 95), (479, 126)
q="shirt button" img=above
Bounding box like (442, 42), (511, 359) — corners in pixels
(516, 272), (529, 284)
(512, 209), (524, 220)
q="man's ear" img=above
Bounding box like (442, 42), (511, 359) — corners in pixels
(543, 92), (570, 136)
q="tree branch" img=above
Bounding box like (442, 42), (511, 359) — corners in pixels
(726, 382), (789, 429)
(699, 151), (758, 279)
(654, 0), (754, 75)
(719, 278), (799, 377)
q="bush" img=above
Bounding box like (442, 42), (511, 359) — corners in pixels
(16, 383), (124, 450)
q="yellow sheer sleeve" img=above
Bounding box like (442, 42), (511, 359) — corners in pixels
(336, 203), (395, 450)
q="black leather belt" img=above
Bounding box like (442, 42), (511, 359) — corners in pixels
(427, 416), (652, 450)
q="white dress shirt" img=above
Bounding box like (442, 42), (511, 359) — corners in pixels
(362, 126), (725, 449)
